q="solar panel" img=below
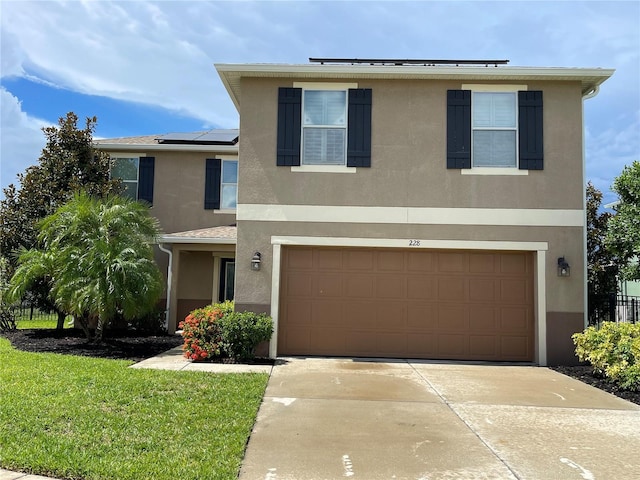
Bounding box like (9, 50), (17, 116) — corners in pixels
(156, 129), (238, 145)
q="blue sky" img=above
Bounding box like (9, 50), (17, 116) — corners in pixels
(1, 1), (639, 205)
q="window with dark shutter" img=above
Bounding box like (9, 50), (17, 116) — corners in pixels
(347, 88), (372, 167)
(204, 158), (221, 210)
(518, 91), (544, 170)
(138, 157), (155, 204)
(446, 90), (472, 169)
(277, 87), (302, 166)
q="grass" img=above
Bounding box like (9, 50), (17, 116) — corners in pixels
(15, 312), (72, 329)
(0, 338), (269, 480)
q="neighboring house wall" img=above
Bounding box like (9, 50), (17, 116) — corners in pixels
(99, 144), (238, 331)
(227, 70), (602, 365)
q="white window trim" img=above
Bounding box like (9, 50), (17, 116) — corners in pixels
(293, 82), (358, 171)
(461, 84), (529, 174)
(217, 158), (238, 212)
(110, 153), (142, 199)
(291, 165), (357, 174)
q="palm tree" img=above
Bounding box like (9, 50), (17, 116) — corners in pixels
(9, 192), (163, 341)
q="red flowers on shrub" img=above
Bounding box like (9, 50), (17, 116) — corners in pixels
(178, 304), (227, 361)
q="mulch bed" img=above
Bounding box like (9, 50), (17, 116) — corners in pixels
(0, 328), (274, 365)
(1, 329), (638, 403)
(1, 328), (183, 362)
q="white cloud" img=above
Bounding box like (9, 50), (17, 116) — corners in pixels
(0, 88), (51, 192)
(0, 0), (638, 199)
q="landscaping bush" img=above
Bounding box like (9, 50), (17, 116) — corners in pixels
(573, 321), (640, 391)
(178, 304), (225, 361)
(219, 311), (273, 361)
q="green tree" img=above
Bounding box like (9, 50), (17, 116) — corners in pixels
(8, 193), (162, 342)
(607, 161), (640, 281)
(587, 182), (617, 294)
(0, 112), (121, 328)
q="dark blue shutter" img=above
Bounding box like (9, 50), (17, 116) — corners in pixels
(519, 91), (544, 170)
(347, 88), (372, 167)
(204, 158), (221, 210)
(277, 88), (302, 166)
(138, 157), (155, 204)
(446, 90), (471, 169)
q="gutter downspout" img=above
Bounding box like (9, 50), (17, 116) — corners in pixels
(582, 85), (600, 328)
(158, 244), (173, 331)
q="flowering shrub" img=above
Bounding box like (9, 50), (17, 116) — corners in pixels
(219, 311), (273, 361)
(178, 303), (231, 361)
(573, 322), (640, 391)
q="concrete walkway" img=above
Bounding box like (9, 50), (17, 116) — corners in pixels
(239, 358), (640, 480)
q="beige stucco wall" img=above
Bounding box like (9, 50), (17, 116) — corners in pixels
(238, 77), (583, 210)
(235, 74), (587, 363)
(104, 148), (237, 234)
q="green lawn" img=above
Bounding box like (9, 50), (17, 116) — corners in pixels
(15, 312), (72, 329)
(0, 338), (268, 480)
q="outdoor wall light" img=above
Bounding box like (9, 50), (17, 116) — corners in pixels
(251, 252), (262, 271)
(557, 256), (570, 277)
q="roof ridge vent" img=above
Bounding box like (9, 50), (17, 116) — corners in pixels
(308, 58), (509, 67)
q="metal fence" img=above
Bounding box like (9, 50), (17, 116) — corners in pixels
(589, 294), (640, 326)
(12, 302), (58, 322)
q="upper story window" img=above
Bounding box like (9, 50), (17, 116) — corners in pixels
(447, 87), (543, 172)
(111, 157), (139, 199)
(204, 158), (237, 211)
(110, 155), (155, 204)
(221, 160), (238, 209)
(276, 84), (372, 169)
(472, 92), (517, 168)
(302, 90), (347, 165)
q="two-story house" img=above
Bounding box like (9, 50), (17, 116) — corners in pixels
(99, 59), (613, 366)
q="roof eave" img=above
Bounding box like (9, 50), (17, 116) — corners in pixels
(95, 143), (239, 153)
(215, 63), (615, 107)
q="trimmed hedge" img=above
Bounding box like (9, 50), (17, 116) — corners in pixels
(179, 302), (273, 362)
(573, 321), (640, 391)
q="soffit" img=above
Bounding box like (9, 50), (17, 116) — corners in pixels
(215, 63), (615, 111)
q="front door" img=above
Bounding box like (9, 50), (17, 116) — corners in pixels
(219, 258), (235, 302)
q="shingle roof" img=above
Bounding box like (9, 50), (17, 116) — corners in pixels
(160, 226), (237, 244)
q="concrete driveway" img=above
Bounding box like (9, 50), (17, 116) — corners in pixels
(239, 358), (640, 480)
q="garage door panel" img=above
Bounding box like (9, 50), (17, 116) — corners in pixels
(407, 251), (435, 272)
(316, 249), (343, 269)
(438, 277), (466, 301)
(284, 273), (312, 297)
(345, 250), (374, 270)
(471, 306), (499, 330)
(469, 253), (497, 273)
(469, 335), (498, 357)
(500, 253), (529, 274)
(279, 247), (534, 362)
(407, 304), (437, 329)
(438, 305), (468, 330)
(469, 278), (497, 302)
(501, 335), (531, 359)
(499, 307), (532, 331)
(438, 334), (468, 356)
(344, 301), (384, 328)
(376, 275), (406, 298)
(287, 249), (314, 269)
(378, 250), (405, 271)
(345, 274), (375, 298)
(407, 276), (437, 300)
(311, 301), (345, 326)
(314, 275), (343, 297)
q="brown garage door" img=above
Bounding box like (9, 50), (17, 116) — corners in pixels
(278, 247), (534, 361)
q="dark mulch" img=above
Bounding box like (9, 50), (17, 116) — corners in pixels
(1, 328), (183, 362)
(0, 328), (275, 365)
(551, 365), (640, 406)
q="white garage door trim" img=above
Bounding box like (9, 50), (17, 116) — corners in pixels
(270, 236), (549, 365)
